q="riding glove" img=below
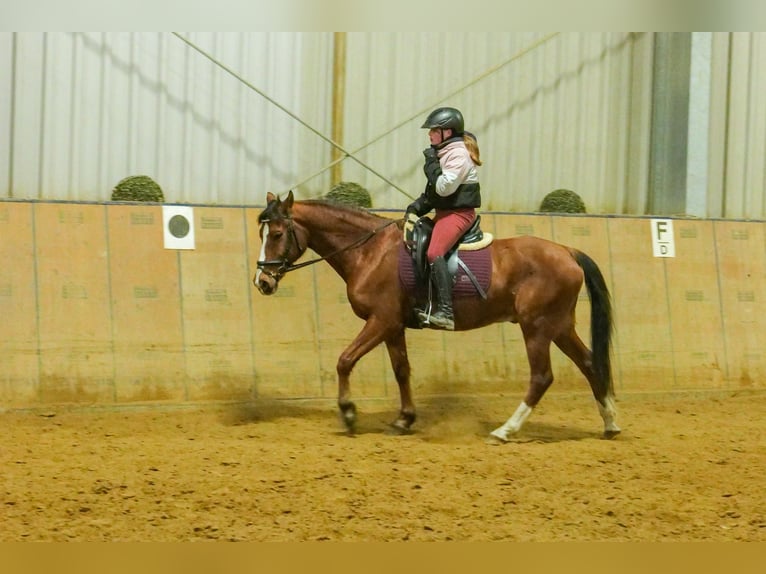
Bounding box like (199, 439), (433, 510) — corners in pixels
(423, 147), (442, 185)
(407, 196), (431, 217)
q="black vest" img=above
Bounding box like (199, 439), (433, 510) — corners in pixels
(424, 181), (481, 210)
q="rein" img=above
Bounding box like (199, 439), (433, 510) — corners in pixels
(256, 216), (399, 280)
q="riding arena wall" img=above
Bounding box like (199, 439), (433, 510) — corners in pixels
(1, 200), (764, 411)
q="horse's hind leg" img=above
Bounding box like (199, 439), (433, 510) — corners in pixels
(554, 329), (620, 438)
(489, 330), (553, 443)
(384, 329), (416, 433)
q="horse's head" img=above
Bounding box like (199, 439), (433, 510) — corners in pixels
(254, 190), (307, 295)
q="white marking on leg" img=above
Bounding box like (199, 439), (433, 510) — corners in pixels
(255, 226), (268, 284)
(490, 401), (533, 442)
(598, 395), (621, 434)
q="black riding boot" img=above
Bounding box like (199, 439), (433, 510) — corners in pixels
(421, 256), (454, 330)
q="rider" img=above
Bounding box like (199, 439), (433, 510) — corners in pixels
(405, 106), (482, 331)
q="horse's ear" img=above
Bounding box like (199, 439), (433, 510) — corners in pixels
(285, 190), (295, 211)
(266, 191), (276, 204)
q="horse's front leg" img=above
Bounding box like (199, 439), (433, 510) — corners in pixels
(384, 329), (416, 434)
(336, 317), (388, 433)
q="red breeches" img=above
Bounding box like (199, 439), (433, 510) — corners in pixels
(426, 208), (476, 262)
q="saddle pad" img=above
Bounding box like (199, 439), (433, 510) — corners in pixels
(398, 243), (492, 299)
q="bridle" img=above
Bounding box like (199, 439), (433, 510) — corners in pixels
(254, 216), (302, 283)
(255, 215), (398, 286)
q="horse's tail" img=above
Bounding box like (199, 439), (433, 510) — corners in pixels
(572, 249), (614, 401)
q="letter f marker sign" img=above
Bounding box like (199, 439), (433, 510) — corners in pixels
(651, 219), (675, 257)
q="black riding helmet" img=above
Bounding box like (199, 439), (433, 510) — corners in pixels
(421, 107), (464, 134)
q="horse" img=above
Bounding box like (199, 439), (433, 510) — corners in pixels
(253, 190), (620, 442)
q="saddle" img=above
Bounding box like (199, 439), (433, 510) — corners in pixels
(403, 214), (493, 296)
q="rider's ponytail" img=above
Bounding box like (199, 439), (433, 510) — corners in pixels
(464, 131), (482, 166)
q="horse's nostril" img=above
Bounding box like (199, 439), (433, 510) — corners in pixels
(258, 280), (275, 295)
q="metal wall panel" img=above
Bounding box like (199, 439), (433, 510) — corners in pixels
(710, 32), (766, 220)
(20, 32), (766, 217)
(8, 33), (46, 199)
(338, 32), (654, 214)
(0, 32), (335, 205)
(0, 33), (12, 197)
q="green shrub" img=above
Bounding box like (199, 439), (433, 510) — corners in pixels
(539, 189), (586, 213)
(325, 181), (372, 208)
(111, 175), (165, 203)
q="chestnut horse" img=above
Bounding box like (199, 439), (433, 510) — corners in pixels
(254, 191), (620, 442)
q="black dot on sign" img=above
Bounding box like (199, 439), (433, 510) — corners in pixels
(168, 215), (190, 238)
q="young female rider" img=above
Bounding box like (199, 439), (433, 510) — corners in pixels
(405, 107), (482, 330)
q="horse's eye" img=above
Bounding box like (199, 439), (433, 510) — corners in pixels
(271, 231), (283, 240)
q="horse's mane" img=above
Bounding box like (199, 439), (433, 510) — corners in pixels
(301, 198), (391, 222)
(259, 196), (396, 228)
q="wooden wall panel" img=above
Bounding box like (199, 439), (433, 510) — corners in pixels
(2, 203), (765, 411)
(439, 328), (508, 395)
(179, 207), (254, 401)
(664, 220), (726, 389)
(402, 329), (449, 397)
(34, 203), (114, 402)
(607, 218), (674, 391)
(714, 221), (766, 387)
(0, 203), (39, 406)
(107, 205), (186, 402)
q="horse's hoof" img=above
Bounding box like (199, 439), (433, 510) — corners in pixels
(485, 433), (508, 445)
(341, 418), (356, 436)
(342, 418), (356, 435)
(386, 420), (413, 436)
(603, 429), (621, 440)
(339, 402), (357, 433)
